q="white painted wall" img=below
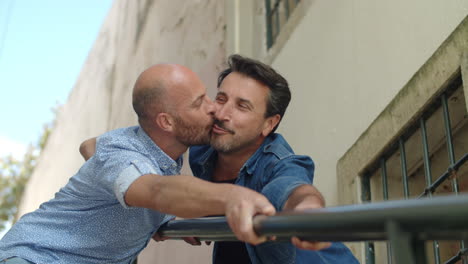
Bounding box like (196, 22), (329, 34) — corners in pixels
(269, 0), (468, 206)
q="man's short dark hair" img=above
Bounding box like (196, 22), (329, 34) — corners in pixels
(217, 54), (291, 133)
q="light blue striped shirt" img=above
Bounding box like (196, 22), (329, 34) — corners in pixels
(0, 126), (181, 264)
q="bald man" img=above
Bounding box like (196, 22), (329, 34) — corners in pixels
(0, 64), (276, 264)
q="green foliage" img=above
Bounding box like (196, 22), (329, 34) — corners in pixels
(0, 124), (52, 233)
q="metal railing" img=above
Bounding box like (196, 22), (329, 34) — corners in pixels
(159, 194), (468, 264)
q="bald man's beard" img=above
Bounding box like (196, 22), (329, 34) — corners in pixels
(173, 115), (213, 146)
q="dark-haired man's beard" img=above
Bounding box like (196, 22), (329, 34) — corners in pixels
(173, 115), (213, 146)
(210, 120), (260, 154)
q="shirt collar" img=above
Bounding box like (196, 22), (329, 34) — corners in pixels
(194, 134), (277, 177)
(240, 134), (275, 175)
(136, 126), (183, 174)
(197, 146), (217, 165)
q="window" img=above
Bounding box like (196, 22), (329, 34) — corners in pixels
(265, 0), (300, 49)
(361, 76), (468, 263)
(336, 17), (468, 263)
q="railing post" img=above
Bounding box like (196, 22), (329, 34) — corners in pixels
(386, 220), (427, 264)
(414, 239), (428, 264)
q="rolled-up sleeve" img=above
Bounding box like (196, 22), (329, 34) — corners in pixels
(261, 155), (315, 211)
(114, 160), (158, 208)
(247, 155), (315, 264)
(94, 136), (161, 208)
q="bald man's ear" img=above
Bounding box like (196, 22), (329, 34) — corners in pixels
(262, 114), (280, 137)
(156, 113), (175, 132)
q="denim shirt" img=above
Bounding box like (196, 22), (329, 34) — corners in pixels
(0, 126), (180, 264)
(190, 133), (358, 264)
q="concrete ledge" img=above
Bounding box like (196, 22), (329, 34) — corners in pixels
(337, 14), (468, 206)
(462, 51), (468, 109)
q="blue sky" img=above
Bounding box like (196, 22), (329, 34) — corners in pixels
(0, 0), (113, 159)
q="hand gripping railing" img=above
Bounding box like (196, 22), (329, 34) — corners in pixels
(159, 194), (468, 264)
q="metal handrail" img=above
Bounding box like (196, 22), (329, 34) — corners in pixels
(159, 194), (468, 242)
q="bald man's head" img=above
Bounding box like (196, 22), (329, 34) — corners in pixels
(131, 63), (215, 147)
(133, 65), (166, 122)
(132, 64), (191, 123)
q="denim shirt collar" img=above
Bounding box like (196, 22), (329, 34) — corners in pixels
(241, 135), (276, 175)
(136, 126), (183, 174)
(196, 145), (216, 166)
(192, 146), (216, 181)
(194, 134), (279, 177)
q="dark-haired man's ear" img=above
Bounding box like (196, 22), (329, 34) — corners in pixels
(262, 114), (280, 137)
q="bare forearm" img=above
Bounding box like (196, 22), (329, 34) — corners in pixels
(126, 174), (261, 218)
(284, 184), (331, 250)
(147, 175), (233, 218)
(283, 184), (325, 211)
(127, 173), (276, 244)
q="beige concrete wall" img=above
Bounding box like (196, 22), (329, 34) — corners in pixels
(228, 0), (468, 206)
(18, 0), (225, 263)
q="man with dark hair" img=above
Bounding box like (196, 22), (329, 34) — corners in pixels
(190, 54), (358, 263)
(217, 55), (291, 132)
(0, 64), (276, 264)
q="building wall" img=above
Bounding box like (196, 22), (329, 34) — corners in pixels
(18, 0), (225, 263)
(228, 0), (468, 206)
(16, 0), (468, 263)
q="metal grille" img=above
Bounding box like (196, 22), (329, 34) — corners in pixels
(361, 74), (468, 263)
(265, 0), (300, 49)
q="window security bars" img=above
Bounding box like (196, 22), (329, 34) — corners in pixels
(265, 0), (300, 49)
(361, 75), (468, 264)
